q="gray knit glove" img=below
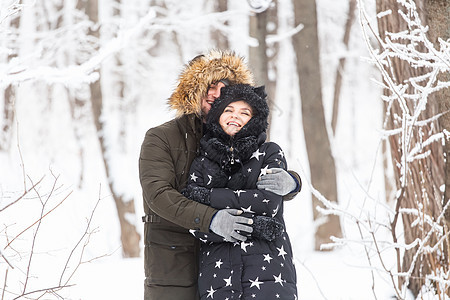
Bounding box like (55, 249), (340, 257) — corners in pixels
(257, 168), (297, 196)
(252, 216), (284, 241)
(210, 209), (253, 242)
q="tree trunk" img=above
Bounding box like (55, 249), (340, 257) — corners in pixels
(376, 0), (448, 295)
(81, 0), (140, 258)
(1, 15), (20, 152)
(331, 0), (356, 135)
(292, 0), (342, 250)
(424, 0), (450, 224)
(266, 1), (279, 141)
(249, 8), (269, 86)
(212, 0), (229, 50)
(249, 3), (277, 140)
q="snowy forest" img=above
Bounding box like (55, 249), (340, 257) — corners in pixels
(1, 0), (449, 299)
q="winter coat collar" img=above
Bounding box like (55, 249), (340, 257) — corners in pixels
(200, 129), (266, 175)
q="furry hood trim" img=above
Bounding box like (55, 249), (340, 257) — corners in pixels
(168, 49), (254, 117)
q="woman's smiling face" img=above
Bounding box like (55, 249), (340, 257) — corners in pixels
(219, 100), (253, 136)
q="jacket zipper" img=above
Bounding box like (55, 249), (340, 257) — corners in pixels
(230, 137), (235, 164)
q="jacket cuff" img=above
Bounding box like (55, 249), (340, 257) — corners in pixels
(192, 204), (218, 233)
(283, 170), (302, 201)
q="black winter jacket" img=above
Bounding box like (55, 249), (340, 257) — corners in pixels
(186, 133), (298, 299)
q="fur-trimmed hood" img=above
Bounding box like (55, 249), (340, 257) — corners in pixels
(168, 49), (254, 117)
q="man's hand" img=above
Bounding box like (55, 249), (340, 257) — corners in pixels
(257, 168), (297, 196)
(210, 209), (253, 242)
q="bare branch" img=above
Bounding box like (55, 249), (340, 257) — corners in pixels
(11, 284), (75, 300)
(0, 176), (45, 213)
(59, 184), (102, 287)
(4, 190), (72, 250)
(2, 268), (8, 300)
(0, 246), (14, 269)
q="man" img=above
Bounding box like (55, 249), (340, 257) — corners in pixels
(139, 50), (301, 300)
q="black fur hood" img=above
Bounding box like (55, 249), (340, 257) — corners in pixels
(200, 84), (269, 183)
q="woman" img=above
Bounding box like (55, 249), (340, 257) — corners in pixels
(182, 84), (298, 299)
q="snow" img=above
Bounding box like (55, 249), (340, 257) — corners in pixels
(1, 0), (448, 299)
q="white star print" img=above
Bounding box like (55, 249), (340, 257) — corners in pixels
(215, 259), (223, 269)
(253, 193), (258, 198)
(241, 205), (255, 214)
(262, 199), (270, 204)
(272, 204), (280, 217)
(251, 149), (265, 161)
(207, 175), (212, 185)
(241, 241), (252, 252)
(190, 172), (198, 182)
(224, 276), (232, 287)
(247, 168), (252, 173)
(249, 277), (264, 290)
(273, 273), (284, 286)
(263, 254), (273, 263)
(206, 286), (216, 299)
(234, 190), (246, 196)
(277, 245), (287, 260)
(259, 165), (269, 176)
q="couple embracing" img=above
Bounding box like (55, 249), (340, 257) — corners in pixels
(139, 50), (301, 300)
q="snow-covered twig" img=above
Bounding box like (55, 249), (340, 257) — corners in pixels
(0, 0), (24, 25)
(351, 0), (450, 297)
(0, 8), (251, 87)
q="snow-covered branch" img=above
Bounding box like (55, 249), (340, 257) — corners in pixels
(0, 7), (250, 88)
(336, 0), (450, 297)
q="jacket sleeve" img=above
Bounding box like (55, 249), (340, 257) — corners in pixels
(183, 157), (231, 243)
(209, 142), (286, 217)
(283, 169), (302, 201)
(139, 126), (217, 232)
